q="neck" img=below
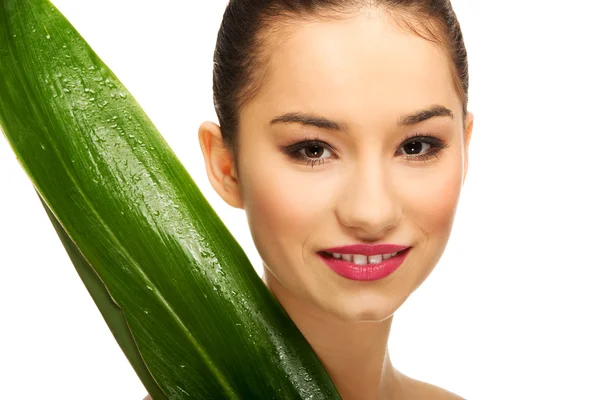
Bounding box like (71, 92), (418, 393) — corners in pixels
(263, 269), (398, 400)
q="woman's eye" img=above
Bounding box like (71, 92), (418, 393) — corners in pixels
(399, 140), (432, 156)
(283, 135), (446, 167)
(396, 135), (446, 161)
(283, 140), (335, 168)
(301, 144), (332, 159)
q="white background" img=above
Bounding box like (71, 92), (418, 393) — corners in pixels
(1, 1), (599, 399)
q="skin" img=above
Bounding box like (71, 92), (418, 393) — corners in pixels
(148, 5), (473, 400)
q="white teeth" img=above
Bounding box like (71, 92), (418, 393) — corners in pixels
(352, 255), (368, 265)
(326, 251), (403, 265)
(368, 254), (382, 264)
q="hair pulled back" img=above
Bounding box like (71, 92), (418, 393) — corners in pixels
(212, 0), (468, 160)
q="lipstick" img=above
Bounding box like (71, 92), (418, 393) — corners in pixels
(318, 243), (411, 281)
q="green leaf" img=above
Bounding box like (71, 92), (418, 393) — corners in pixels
(37, 190), (168, 400)
(0, 0), (341, 398)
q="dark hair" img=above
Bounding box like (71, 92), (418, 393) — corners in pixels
(212, 0), (469, 162)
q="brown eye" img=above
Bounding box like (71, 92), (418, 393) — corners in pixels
(304, 144), (325, 158)
(401, 140), (432, 155)
(395, 134), (448, 162)
(282, 139), (336, 168)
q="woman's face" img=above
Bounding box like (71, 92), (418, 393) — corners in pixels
(224, 9), (472, 322)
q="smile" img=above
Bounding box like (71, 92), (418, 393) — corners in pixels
(320, 251), (402, 265)
(318, 248), (411, 281)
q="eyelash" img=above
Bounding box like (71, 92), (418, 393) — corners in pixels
(282, 133), (449, 168)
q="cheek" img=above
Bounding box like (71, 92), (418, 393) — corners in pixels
(240, 158), (330, 274)
(402, 157), (463, 237)
(396, 155), (464, 289)
(247, 171), (319, 230)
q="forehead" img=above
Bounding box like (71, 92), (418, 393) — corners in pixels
(242, 10), (461, 130)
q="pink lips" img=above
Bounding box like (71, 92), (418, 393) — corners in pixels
(321, 243), (409, 256)
(318, 243), (411, 281)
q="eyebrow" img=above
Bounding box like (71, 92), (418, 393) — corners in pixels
(269, 105), (454, 133)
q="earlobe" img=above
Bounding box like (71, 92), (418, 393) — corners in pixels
(197, 121), (244, 209)
(462, 112), (474, 184)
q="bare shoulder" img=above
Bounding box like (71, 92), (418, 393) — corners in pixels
(143, 395), (152, 400)
(395, 370), (465, 400)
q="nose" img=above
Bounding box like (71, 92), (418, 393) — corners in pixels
(335, 157), (401, 239)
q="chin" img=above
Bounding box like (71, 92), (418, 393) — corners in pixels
(321, 293), (402, 323)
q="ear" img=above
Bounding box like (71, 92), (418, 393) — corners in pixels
(462, 111), (474, 184)
(198, 121), (243, 209)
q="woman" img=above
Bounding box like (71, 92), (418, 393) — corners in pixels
(148, 0), (472, 398)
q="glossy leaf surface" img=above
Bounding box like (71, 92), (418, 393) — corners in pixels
(0, 1), (341, 398)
